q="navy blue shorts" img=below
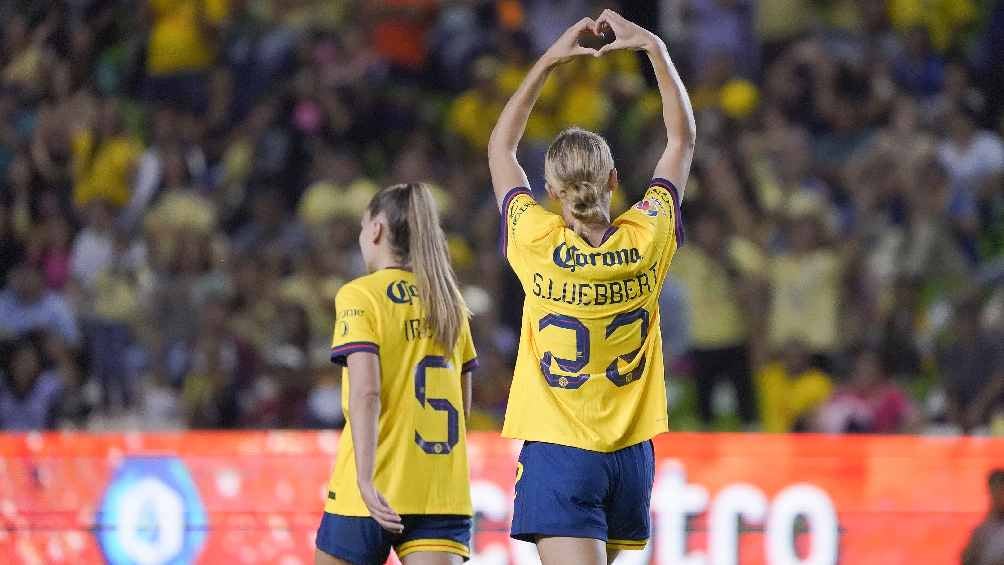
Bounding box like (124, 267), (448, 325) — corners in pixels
(511, 440), (655, 551)
(316, 512), (472, 564)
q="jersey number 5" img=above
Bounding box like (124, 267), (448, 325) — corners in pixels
(414, 356), (459, 455)
(539, 307), (649, 389)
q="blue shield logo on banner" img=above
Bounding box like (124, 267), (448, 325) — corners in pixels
(96, 456), (208, 564)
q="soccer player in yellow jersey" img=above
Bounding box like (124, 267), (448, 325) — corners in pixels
(488, 10), (695, 565)
(315, 183), (479, 565)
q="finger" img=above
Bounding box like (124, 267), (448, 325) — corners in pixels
(372, 506), (402, 524)
(596, 19), (613, 37)
(596, 40), (628, 56)
(370, 505), (403, 527)
(571, 16), (595, 35)
(600, 9), (624, 22)
(373, 509), (402, 527)
(595, 18), (623, 38)
(562, 17), (595, 46)
(570, 46), (597, 57)
(376, 493), (402, 521)
(374, 516), (405, 534)
(364, 492), (402, 523)
(597, 9), (626, 31)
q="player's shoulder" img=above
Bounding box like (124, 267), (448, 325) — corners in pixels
(338, 274), (377, 298)
(501, 187), (563, 222)
(644, 178), (681, 210)
(616, 177), (686, 244)
(500, 186), (535, 212)
(339, 271), (394, 300)
(343, 269), (422, 308)
(614, 198), (668, 231)
(501, 188), (566, 256)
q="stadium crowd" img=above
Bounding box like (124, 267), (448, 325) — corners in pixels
(0, 0), (1002, 435)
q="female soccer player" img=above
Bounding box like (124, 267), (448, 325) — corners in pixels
(488, 10), (695, 565)
(316, 183), (478, 565)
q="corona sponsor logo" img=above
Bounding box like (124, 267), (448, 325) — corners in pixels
(387, 280), (419, 304)
(552, 243), (642, 272)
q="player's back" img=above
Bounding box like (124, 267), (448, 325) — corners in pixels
(326, 268), (478, 516)
(501, 179), (683, 452)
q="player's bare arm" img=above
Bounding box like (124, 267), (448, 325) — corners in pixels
(462, 371), (472, 427)
(346, 351), (403, 534)
(595, 10), (696, 193)
(488, 17), (600, 208)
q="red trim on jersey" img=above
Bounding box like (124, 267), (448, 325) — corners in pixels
(330, 341), (379, 366)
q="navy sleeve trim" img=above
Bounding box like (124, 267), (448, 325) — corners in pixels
(649, 178), (686, 245)
(461, 358), (480, 373)
(498, 187), (532, 257)
(330, 341), (379, 366)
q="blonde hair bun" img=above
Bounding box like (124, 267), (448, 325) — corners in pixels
(545, 127), (614, 225)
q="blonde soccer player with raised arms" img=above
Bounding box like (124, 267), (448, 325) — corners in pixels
(316, 183), (478, 565)
(488, 10), (695, 565)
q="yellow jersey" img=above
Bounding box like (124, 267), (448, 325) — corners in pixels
(71, 131), (144, 209)
(669, 237), (763, 348)
(326, 268), (478, 516)
(767, 251), (842, 353)
(500, 178), (683, 452)
(147, 0), (229, 75)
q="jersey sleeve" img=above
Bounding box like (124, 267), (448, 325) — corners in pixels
(635, 177), (684, 246)
(459, 320), (479, 374)
(499, 187), (559, 259)
(330, 284), (379, 366)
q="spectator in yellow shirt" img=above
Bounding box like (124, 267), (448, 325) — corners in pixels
(145, 0), (230, 113)
(72, 99), (144, 210)
(447, 56), (506, 152)
(888, 0), (975, 52)
(757, 340), (834, 432)
(767, 194), (843, 366)
(671, 207), (762, 427)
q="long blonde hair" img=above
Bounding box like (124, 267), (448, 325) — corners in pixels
(367, 183), (469, 349)
(544, 127), (615, 226)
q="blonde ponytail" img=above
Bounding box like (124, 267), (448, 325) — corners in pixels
(368, 183), (469, 350)
(566, 180), (607, 223)
(406, 183), (469, 349)
(544, 127), (614, 231)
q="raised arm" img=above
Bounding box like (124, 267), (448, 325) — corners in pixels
(488, 17), (598, 208)
(597, 10), (696, 192)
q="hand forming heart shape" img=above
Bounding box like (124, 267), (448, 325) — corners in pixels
(543, 12), (656, 65)
(576, 22), (615, 51)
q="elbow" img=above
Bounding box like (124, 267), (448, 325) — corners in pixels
(669, 128), (697, 153)
(683, 131), (697, 151)
(350, 390), (381, 411)
(488, 124), (501, 148)
(681, 120), (697, 148)
(488, 127), (515, 156)
(667, 117), (697, 151)
(487, 133), (504, 156)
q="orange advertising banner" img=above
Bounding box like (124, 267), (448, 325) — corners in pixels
(0, 432), (999, 564)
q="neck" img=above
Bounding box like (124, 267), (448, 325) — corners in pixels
(372, 255), (409, 272)
(572, 221), (612, 247)
(563, 208), (612, 247)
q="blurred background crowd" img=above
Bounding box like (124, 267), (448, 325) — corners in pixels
(0, 0), (1002, 435)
